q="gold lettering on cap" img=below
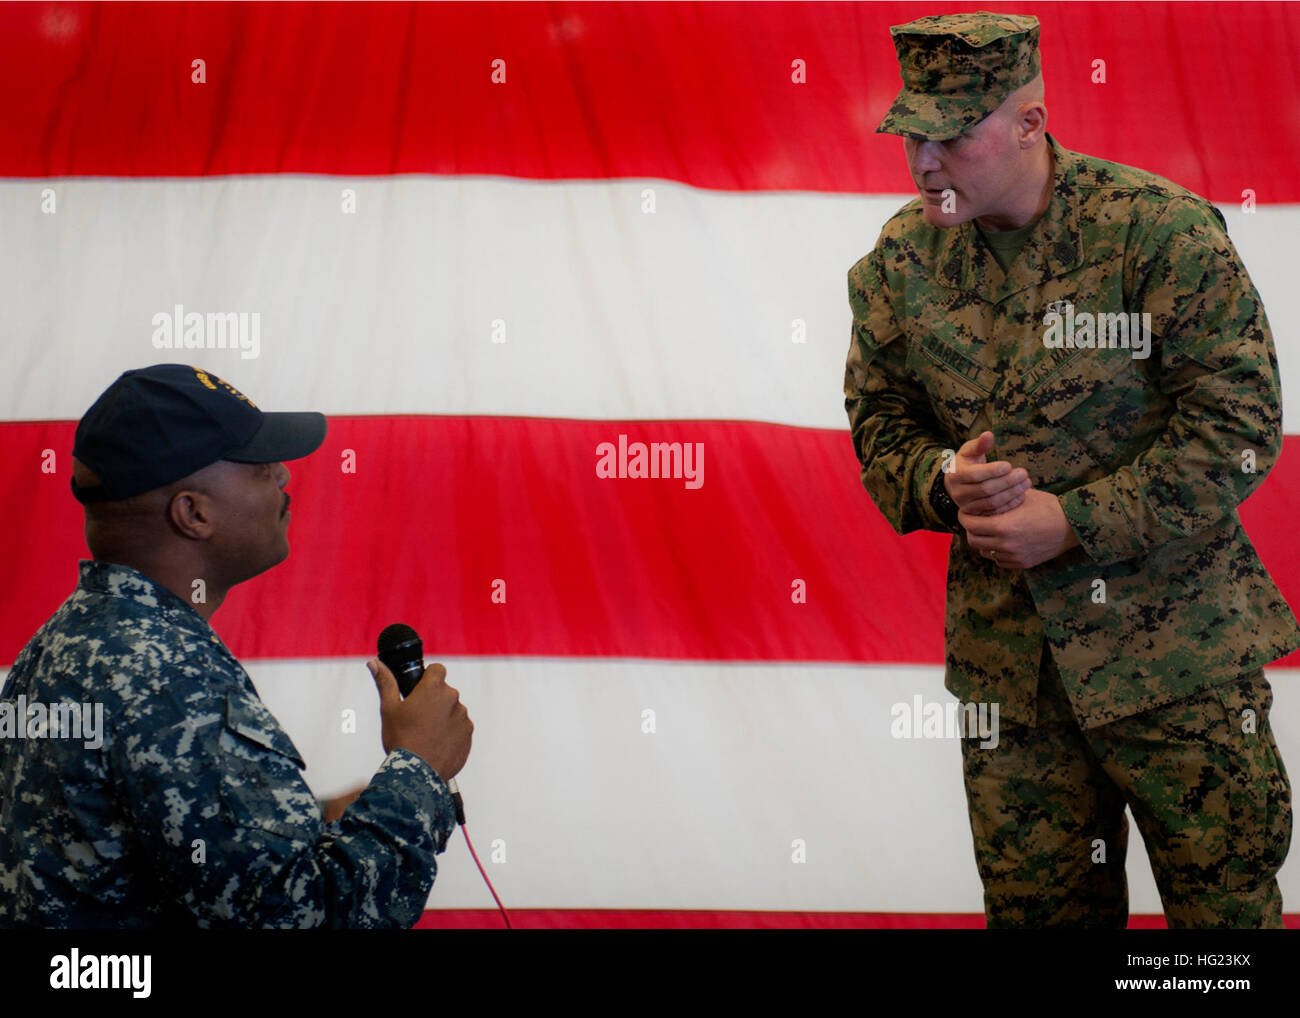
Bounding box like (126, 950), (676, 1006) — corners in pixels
(191, 365), (258, 408)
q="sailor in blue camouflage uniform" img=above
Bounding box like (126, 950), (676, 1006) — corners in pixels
(0, 364), (473, 928)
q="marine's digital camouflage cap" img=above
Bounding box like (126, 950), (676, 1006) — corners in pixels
(877, 11), (1040, 141)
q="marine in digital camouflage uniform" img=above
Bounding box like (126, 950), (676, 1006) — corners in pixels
(844, 12), (1298, 927)
(0, 364), (464, 928)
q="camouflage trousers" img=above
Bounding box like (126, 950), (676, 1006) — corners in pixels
(960, 646), (1292, 928)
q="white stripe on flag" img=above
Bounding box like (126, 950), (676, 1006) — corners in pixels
(249, 658), (1300, 913)
(2, 178), (1298, 432)
(3, 658), (1296, 911)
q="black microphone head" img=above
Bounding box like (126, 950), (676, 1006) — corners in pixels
(378, 623), (421, 656)
(378, 623), (424, 697)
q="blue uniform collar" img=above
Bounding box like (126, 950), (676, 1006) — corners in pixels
(77, 559), (214, 631)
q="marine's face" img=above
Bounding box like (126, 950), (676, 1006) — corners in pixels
(904, 108), (1021, 228)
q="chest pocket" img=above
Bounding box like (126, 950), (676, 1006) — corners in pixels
(906, 332), (995, 440)
(1024, 344), (1154, 474)
(218, 694), (317, 842)
(1029, 346), (1149, 426)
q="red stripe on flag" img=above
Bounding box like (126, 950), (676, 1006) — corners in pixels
(1, 2), (1296, 202)
(413, 909), (1300, 930)
(3, 417), (1297, 668)
(416, 909), (990, 930)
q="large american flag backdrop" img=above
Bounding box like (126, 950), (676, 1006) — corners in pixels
(1, 1), (1297, 928)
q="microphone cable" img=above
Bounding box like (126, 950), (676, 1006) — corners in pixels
(448, 779), (511, 930)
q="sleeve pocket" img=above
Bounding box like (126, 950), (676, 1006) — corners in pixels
(217, 694), (316, 842)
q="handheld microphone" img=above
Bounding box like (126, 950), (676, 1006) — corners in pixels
(377, 622), (425, 697)
(375, 623), (506, 925)
(376, 622), (465, 824)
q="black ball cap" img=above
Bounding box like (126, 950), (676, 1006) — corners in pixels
(71, 363), (327, 503)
